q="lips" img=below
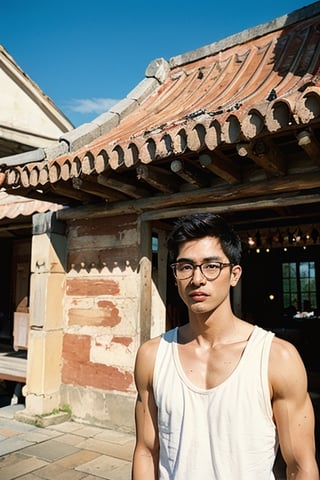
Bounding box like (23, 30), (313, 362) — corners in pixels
(189, 291), (208, 301)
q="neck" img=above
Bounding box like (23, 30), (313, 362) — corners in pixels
(187, 304), (239, 342)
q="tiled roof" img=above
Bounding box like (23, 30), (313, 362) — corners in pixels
(1, 2), (320, 229)
(0, 191), (62, 220)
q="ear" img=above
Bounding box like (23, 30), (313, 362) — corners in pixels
(230, 265), (242, 287)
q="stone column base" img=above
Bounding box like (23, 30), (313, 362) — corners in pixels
(14, 408), (71, 427)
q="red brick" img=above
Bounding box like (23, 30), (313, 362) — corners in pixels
(66, 278), (120, 296)
(112, 336), (133, 347)
(62, 333), (134, 392)
(69, 305), (121, 327)
(62, 334), (90, 362)
(62, 359), (133, 392)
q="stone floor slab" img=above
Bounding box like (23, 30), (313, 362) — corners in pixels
(30, 462), (86, 480)
(0, 416), (134, 479)
(80, 476), (104, 480)
(76, 455), (131, 480)
(56, 449), (100, 468)
(0, 428), (21, 438)
(23, 429), (63, 444)
(0, 404), (25, 419)
(52, 432), (86, 447)
(68, 425), (105, 437)
(76, 437), (134, 462)
(10, 475), (40, 480)
(0, 451), (26, 467)
(0, 418), (38, 433)
(46, 422), (88, 434)
(20, 439), (80, 462)
(0, 437), (35, 455)
(94, 430), (134, 445)
(104, 463), (131, 480)
(0, 456), (48, 480)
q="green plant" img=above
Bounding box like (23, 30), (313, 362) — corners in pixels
(40, 404), (72, 417)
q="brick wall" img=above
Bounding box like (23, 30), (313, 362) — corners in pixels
(60, 214), (140, 430)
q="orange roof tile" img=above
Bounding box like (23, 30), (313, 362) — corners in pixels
(0, 191), (62, 220)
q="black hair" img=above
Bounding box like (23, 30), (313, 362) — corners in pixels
(167, 213), (242, 265)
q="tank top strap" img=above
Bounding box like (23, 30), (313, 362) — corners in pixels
(163, 327), (178, 343)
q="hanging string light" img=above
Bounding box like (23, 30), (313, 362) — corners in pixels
(287, 228), (296, 244)
(247, 233), (255, 247)
(244, 224), (320, 251)
(296, 227), (303, 242)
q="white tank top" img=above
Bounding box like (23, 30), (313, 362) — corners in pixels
(153, 325), (278, 479)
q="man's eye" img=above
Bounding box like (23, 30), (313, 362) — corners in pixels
(204, 263), (219, 271)
(178, 263), (193, 271)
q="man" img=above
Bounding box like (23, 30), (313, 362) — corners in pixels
(132, 213), (319, 479)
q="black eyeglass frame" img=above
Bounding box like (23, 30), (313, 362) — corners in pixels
(170, 261), (234, 281)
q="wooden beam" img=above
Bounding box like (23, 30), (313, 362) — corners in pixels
(139, 220), (153, 343)
(51, 182), (94, 202)
(140, 193), (320, 222)
(170, 159), (209, 187)
(57, 171), (320, 221)
(198, 152), (240, 184)
(297, 130), (320, 167)
(72, 177), (128, 201)
(0, 223), (31, 232)
(237, 139), (286, 176)
(97, 174), (150, 199)
(136, 165), (180, 193)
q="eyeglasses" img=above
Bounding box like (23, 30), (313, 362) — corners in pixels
(170, 261), (234, 281)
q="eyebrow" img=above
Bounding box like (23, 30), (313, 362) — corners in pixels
(175, 256), (223, 263)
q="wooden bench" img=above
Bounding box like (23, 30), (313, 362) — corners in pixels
(0, 354), (27, 383)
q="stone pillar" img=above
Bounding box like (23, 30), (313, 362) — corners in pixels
(23, 211), (67, 415)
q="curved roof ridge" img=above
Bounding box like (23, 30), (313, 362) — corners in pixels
(169, 2), (320, 68)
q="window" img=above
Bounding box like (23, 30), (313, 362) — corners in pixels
(282, 261), (317, 311)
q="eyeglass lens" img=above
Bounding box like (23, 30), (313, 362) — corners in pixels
(173, 262), (228, 280)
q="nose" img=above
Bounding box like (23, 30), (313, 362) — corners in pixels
(191, 265), (206, 284)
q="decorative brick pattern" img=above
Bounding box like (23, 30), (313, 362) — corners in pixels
(62, 333), (133, 392)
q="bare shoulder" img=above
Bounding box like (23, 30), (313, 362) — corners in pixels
(136, 335), (162, 360)
(270, 334), (304, 364)
(134, 335), (162, 385)
(269, 334), (308, 397)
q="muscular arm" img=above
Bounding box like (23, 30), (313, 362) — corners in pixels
(132, 338), (160, 480)
(270, 337), (319, 479)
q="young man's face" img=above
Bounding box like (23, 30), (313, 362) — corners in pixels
(175, 236), (241, 316)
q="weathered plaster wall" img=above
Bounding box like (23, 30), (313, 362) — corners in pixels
(60, 214), (141, 431)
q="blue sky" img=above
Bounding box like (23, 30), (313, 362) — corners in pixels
(0, 0), (315, 127)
